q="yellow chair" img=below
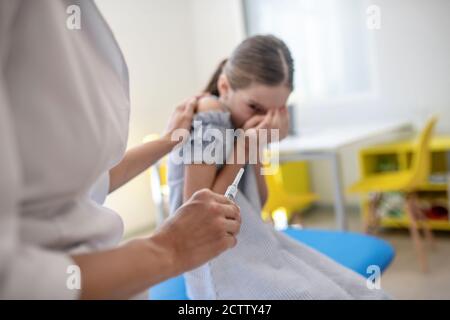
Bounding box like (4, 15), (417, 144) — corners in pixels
(348, 116), (438, 272)
(263, 161), (318, 223)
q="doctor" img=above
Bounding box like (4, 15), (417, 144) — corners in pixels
(0, 0), (240, 299)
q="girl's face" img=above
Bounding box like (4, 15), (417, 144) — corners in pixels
(218, 75), (291, 128)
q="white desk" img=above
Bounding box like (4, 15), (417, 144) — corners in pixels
(273, 121), (414, 230)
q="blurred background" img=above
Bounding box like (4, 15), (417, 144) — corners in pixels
(94, 0), (450, 299)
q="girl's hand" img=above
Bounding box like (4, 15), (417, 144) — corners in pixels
(271, 106), (290, 141)
(243, 107), (290, 143)
(238, 108), (288, 165)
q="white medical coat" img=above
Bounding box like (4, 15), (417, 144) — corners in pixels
(0, 0), (130, 298)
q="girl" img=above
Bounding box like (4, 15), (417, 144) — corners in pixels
(168, 35), (390, 299)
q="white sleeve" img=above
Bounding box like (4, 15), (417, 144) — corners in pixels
(89, 171), (110, 205)
(0, 1), (79, 299)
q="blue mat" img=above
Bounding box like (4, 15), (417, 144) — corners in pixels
(149, 228), (395, 300)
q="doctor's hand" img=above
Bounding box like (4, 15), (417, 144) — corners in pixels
(163, 95), (203, 145)
(149, 189), (241, 275)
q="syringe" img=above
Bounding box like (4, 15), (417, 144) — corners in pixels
(224, 168), (244, 202)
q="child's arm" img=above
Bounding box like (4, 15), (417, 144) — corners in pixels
(183, 141), (246, 202)
(253, 163), (268, 207)
(183, 95), (244, 201)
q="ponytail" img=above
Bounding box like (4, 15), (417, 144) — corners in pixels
(204, 59), (228, 96)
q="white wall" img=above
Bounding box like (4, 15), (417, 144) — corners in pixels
(189, 0), (246, 90)
(95, 0), (199, 235)
(373, 0), (450, 131)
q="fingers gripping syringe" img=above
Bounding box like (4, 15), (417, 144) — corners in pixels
(224, 168), (244, 202)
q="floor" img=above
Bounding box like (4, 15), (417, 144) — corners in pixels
(293, 207), (450, 299)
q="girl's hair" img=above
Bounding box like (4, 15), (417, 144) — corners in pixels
(204, 35), (294, 96)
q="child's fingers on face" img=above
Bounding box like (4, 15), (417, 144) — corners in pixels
(265, 109), (278, 129)
(243, 114), (264, 130)
(256, 112), (271, 130)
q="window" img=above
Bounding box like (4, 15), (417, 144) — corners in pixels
(244, 0), (376, 104)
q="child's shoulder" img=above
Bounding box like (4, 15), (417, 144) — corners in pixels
(192, 95), (232, 130)
(196, 95), (227, 113)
